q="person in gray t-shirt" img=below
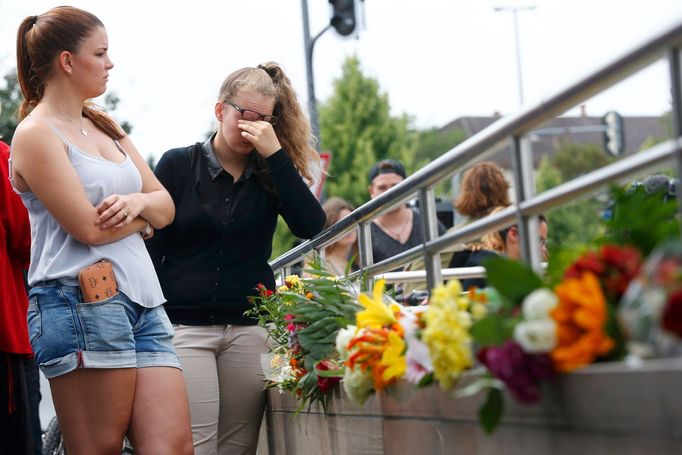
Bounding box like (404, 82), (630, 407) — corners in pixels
(367, 159), (445, 266)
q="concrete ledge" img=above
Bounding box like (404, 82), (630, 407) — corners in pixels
(261, 357), (682, 454)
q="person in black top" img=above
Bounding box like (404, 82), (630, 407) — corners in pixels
(451, 208), (549, 290)
(146, 62), (325, 454)
(367, 159), (446, 266)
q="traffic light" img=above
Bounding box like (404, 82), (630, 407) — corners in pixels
(602, 111), (625, 156)
(329, 0), (356, 37)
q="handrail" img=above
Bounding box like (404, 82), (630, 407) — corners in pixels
(270, 19), (682, 285)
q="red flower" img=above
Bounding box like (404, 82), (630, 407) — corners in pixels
(477, 341), (555, 404)
(564, 245), (641, 303)
(662, 289), (682, 338)
(316, 359), (341, 394)
(565, 251), (603, 279)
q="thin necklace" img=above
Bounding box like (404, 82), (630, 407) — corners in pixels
(79, 116), (88, 136)
(52, 106), (88, 136)
(375, 209), (410, 241)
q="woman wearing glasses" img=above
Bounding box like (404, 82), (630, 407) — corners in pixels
(146, 62), (325, 454)
(449, 208), (549, 291)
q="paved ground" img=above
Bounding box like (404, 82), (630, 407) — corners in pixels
(39, 371), (56, 431)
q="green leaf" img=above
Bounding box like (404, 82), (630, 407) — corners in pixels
(470, 315), (506, 346)
(417, 373), (434, 388)
(453, 377), (504, 398)
(478, 388), (505, 434)
(600, 301), (627, 361)
(316, 367), (345, 378)
(483, 256), (544, 307)
(602, 185), (680, 256)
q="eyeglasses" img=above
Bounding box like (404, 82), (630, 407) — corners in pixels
(500, 226), (548, 248)
(223, 100), (278, 125)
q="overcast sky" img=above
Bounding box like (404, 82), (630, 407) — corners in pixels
(1, 0), (681, 160)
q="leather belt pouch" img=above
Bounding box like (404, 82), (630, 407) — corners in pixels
(78, 260), (119, 303)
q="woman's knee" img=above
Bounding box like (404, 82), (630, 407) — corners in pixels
(132, 435), (194, 455)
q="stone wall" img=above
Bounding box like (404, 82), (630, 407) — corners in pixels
(260, 358), (682, 454)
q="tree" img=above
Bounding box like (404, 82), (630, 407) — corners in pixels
(317, 55), (418, 207)
(641, 110), (674, 150)
(270, 56), (421, 260)
(414, 127), (467, 170)
(0, 72), (22, 143)
(414, 126), (468, 197)
(535, 143), (612, 251)
(551, 141), (614, 181)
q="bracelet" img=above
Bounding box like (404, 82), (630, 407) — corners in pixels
(140, 220), (153, 240)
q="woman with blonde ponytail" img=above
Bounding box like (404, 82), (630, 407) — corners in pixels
(146, 62), (326, 454)
(11, 6), (192, 454)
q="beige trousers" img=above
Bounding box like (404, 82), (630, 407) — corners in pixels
(173, 324), (268, 455)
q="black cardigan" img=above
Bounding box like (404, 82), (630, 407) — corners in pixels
(146, 142), (325, 325)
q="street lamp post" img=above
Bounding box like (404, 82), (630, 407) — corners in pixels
(302, 0), (331, 151)
(494, 5), (536, 107)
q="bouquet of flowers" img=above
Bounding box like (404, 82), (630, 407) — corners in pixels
(336, 278), (490, 405)
(247, 182), (681, 435)
(619, 239), (682, 357)
(245, 270), (360, 411)
(463, 182), (681, 432)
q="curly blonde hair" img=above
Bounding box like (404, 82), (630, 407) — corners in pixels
(217, 62), (319, 185)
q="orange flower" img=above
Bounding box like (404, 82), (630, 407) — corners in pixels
(346, 325), (405, 390)
(550, 272), (615, 372)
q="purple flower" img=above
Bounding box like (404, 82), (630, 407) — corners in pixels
(477, 341), (556, 404)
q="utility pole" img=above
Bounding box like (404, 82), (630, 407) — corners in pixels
(301, 0), (331, 150)
(494, 5), (536, 107)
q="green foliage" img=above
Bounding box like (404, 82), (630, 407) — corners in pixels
(414, 127), (468, 169)
(415, 126), (468, 196)
(535, 143), (611, 250)
(318, 55), (418, 207)
(534, 155), (562, 191)
(244, 267), (360, 412)
(470, 314), (518, 347)
(479, 388), (505, 434)
(601, 185), (680, 256)
(0, 72), (21, 143)
(103, 92), (132, 134)
(551, 141), (615, 181)
(271, 216), (297, 261)
(543, 243), (589, 288)
(482, 255), (544, 307)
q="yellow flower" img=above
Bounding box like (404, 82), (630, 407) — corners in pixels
(471, 302), (487, 320)
(284, 275), (305, 294)
(380, 330), (407, 382)
(423, 280), (473, 390)
(356, 279), (397, 328)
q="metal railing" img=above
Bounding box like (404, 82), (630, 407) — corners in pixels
(270, 20), (682, 290)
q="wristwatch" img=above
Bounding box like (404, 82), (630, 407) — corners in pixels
(140, 220), (153, 240)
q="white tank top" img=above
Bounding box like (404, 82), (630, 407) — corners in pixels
(9, 117), (165, 308)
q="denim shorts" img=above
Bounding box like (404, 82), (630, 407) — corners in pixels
(27, 280), (180, 379)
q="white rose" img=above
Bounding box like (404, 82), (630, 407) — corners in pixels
(335, 325), (357, 357)
(514, 319), (558, 353)
(522, 288), (558, 320)
(342, 366), (375, 405)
